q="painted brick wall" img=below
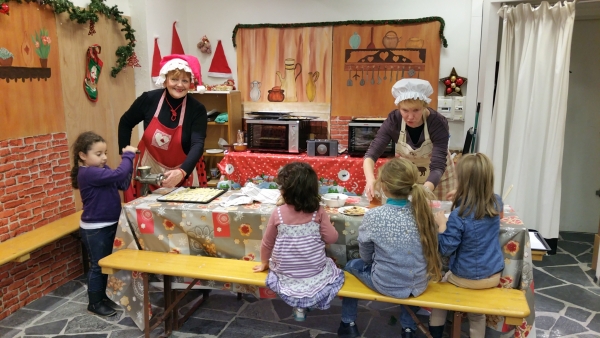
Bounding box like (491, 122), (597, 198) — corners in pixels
(0, 132), (82, 321)
(330, 116), (352, 148)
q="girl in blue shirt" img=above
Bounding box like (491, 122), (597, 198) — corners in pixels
(429, 153), (504, 338)
(70, 131), (136, 317)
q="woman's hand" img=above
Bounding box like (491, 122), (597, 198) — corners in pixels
(363, 178), (375, 201)
(434, 210), (448, 233)
(162, 169), (186, 188)
(122, 146), (138, 154)
(253, 262), (269, 272)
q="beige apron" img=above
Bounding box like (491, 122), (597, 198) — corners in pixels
(395, 115), (456, 201)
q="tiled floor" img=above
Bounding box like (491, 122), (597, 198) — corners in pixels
(1, 231), (598, 338)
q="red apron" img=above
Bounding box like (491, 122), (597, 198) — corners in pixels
(125, 91), (207, 202)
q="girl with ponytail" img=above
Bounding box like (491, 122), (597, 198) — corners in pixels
(338, 158), (441, 338)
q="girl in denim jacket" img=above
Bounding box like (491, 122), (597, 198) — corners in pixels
(428, 153), (504, 338)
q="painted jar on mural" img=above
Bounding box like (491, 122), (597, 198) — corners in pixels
(306, 71), (319, 102)
(249, 80), (261, 101)
(276, 58), (302, 102)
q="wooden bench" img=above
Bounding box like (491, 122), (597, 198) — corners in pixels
(0, 211), (83, 266)
(100, 249), (530, 338)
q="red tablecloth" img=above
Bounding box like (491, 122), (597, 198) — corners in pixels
(217, 152), (389, 195)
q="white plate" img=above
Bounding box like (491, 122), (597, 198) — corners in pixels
(206, 149), (224, 154)
(338, 206), (369, 216)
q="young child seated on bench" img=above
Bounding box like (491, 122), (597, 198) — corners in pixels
(253, 162), (344, 321)
(429, 153), (505, 338)
(337, 158), (442, 338)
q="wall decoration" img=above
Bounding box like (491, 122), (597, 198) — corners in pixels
(83, 44), (102, 102)
(233, 18), (446, 117)
(31, 28), (51, 67)
(235, 26), (333, 114)
(208, 40), (233, 78)
(0, 0), (137, 77)
(332, 22), (442, 116)
(197, 35), (211, 54)
(0, 47), (13, 66)
(440, 67), (467, 96)
(171, 21), (185, 54)
(151, 37), (162, 83)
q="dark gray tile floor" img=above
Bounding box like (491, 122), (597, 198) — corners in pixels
(1, 231), (598, 338)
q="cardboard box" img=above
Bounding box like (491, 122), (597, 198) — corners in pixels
(593, 234), (600, 271)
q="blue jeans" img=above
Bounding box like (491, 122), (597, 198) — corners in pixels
(80, 223), (117, 295)
(341, 259), (419, 330)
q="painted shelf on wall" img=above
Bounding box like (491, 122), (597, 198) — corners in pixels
(0, 66), (51, 83)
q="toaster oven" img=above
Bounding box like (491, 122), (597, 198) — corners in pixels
(246, 119), (310, 153)
(348, 119), (395, 157)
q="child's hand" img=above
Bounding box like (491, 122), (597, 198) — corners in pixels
(253, 262), (269, 272)
(434, 210), (447, 233)
(275, 196), (284, 206)
(122, 146), (138, 154)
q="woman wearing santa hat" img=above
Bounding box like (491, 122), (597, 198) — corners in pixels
(118, 54), (208, 200)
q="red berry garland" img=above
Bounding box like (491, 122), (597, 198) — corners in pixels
(439, 67), (467, 97)
(88, 20), (96, 36)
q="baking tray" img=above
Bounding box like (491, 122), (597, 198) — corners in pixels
(157, 187), (227, 204)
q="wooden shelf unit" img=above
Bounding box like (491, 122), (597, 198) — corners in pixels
(189, 91), (242, 181)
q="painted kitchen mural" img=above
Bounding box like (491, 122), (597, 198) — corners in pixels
(235, 21), (441, 117)
(236, 27), (333, 113)
(331, 22), (442, 117)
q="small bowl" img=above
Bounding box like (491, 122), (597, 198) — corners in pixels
(322, 193), (348, 208)
(233, 143), (247, 152)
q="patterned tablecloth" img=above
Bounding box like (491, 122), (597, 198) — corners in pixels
(216, 152), (389, 195)
(107, 192), (535, 337)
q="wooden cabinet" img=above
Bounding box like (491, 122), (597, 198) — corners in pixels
(189, 90), (242, 185)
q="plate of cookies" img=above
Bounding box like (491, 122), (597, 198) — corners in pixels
(338, 206), (369, 216)
(157, 187), (226, 204)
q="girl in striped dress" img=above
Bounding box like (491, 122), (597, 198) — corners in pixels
(253, 162), (344, 321)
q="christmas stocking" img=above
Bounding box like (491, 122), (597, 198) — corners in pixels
(83, 44), (103, 102)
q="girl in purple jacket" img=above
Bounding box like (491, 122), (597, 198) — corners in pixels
(70, 131), (136, 317)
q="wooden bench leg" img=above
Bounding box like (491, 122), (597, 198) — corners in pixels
(452, 311), (463, 338)
(143, 272), (150, 338)
(402, 305), (432, 338)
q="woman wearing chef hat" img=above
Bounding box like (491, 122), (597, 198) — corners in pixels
(118, 54), (208, 201)
(363, 78), (457, 201)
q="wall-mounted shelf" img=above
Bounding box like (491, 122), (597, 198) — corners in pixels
(0, 66), (51, 83)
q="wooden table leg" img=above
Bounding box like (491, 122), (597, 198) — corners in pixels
(452, 311), (463, 338)
(163, 275), (173, 336)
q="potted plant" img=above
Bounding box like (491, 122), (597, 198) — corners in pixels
(0, 47), (13, 66)
(31, 28), (51, 67)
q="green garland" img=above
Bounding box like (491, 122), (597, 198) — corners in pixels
(232, 17), (448, 48)
(1, 0), (136, 77)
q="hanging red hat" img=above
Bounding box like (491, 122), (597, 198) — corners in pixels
(208, 40), (233, 78)
(171, 21), (185, 54)
(151, 37), (162, 83)
(156, 54), (206, 93)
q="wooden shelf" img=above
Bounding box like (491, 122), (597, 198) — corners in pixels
(207, 121), (228, 126)
(0, 66), (51, 83)
(207, 178), (220, 187)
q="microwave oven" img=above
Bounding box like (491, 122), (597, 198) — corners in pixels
(348, 119), (395, 157)
(246, 119), (310, 153)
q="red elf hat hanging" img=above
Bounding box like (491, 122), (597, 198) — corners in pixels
(208, 40), (232, 78)
(151, 37), (162, 83)
(155, 54), (206, 93)
(171, 21), (185, 54)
